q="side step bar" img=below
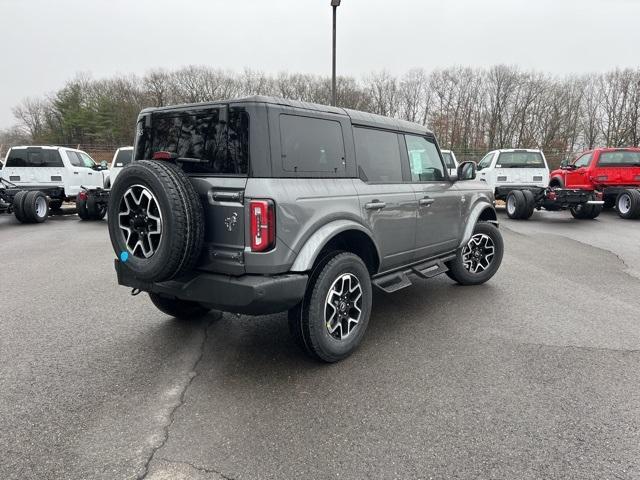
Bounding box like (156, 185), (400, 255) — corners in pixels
(372, 255), (455, 294)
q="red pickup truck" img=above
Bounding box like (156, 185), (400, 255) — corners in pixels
(549, 147), (640, 219)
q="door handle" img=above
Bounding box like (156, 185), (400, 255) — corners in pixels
(365, 201), (386, 210)
(73, 172), (79, 175)
(88, 172), (93, 175)
(419, 197), (435, 207)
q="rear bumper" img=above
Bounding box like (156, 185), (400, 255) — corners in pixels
(115, 260), (308, 315)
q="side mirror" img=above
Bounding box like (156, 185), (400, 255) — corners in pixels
(456, 161), (477, 181)
(100, 160), (108, 169)
(560, 159), (569, 168)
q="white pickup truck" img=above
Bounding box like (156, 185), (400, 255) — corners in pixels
(0, 146), (110, 222)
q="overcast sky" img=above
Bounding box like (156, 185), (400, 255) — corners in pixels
(1, 0), (640, 128)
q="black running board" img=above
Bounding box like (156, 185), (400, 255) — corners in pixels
(372, 254), (455, 294)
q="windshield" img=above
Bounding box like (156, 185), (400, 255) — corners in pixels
(598, 151), (640, 167)
(442, 152), (456, 168)
(113, 149), (133, 167)
(136, 107), (249, 175)
(497, 151), (545, 168)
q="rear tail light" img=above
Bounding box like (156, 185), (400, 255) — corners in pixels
(250, 199), (275, 252)
(78, 191), (88, 201)
(152, 151), (174, 161)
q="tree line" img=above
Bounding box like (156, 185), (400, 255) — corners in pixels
(3, 65), (640, 166)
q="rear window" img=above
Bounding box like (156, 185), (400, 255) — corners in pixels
(497, 151), (545, 168)
(136, 107), (249, 175)
(6, 149), (64, 168)
(442, 152), (456, 168)
(597, 151), (640, 167)
(113, 149), (133, 167)
(280, 114), (345, 174)
(354, 127), (403, 183)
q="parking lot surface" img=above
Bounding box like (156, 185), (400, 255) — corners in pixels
(1, 209), (639, 479)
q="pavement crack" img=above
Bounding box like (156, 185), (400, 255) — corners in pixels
(157, 458), (237, 479)
(136, 317), (216, 480)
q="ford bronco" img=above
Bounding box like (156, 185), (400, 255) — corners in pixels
(108, 96), (503, 362)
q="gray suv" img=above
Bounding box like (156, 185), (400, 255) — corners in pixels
(108, 96), (503, 362)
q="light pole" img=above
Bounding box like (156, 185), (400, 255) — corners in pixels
(331, 0), (341, 106)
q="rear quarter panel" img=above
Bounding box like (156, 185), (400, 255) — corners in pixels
(243, 178), (362, 274)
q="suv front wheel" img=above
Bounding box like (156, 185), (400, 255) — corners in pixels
(289, 252), (372, 363)
(446, 222), (504, 286)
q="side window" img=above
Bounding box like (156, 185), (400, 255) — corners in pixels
(574, 153), (593, 168)
(66, 151), (83, 167)
(405, 135), (446, 182)
(478, 152), (494, 169)
(280, 114), (345, 174)
(79, 152), (96, 168)
(353, 127), (403, 183)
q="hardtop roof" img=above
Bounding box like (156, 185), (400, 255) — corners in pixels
(140, 96), (434, 136)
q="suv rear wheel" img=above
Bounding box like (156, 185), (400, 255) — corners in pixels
(446, 222), (504, 286)
(289, 252), (372, 363)
(148, 293), (211, 319)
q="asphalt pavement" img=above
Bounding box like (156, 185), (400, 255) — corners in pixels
(0, 208), (639, 480)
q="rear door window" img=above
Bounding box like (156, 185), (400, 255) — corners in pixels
(66, 151), (84, 167)
(280, 114), (345, 174)
(353, 127), (403, 183)
(137, 107), (249, 175)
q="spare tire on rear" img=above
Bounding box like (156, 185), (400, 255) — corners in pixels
(107, 160), (204, 282)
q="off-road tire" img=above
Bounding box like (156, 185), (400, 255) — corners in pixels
(23, 191), (49, 223)
(87, 195), (107, 220)
(506, 190), (527, 219)
(521, 190), (535, 219)
(290, 251), (372, 363)
(76, 195), (90, 220)
(12, 190), (29, 223)
(446, 222), (504, 286)
(107, 160), (204, 283)
(148, 293), (211, 319)
(616, 189), (640, 219)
